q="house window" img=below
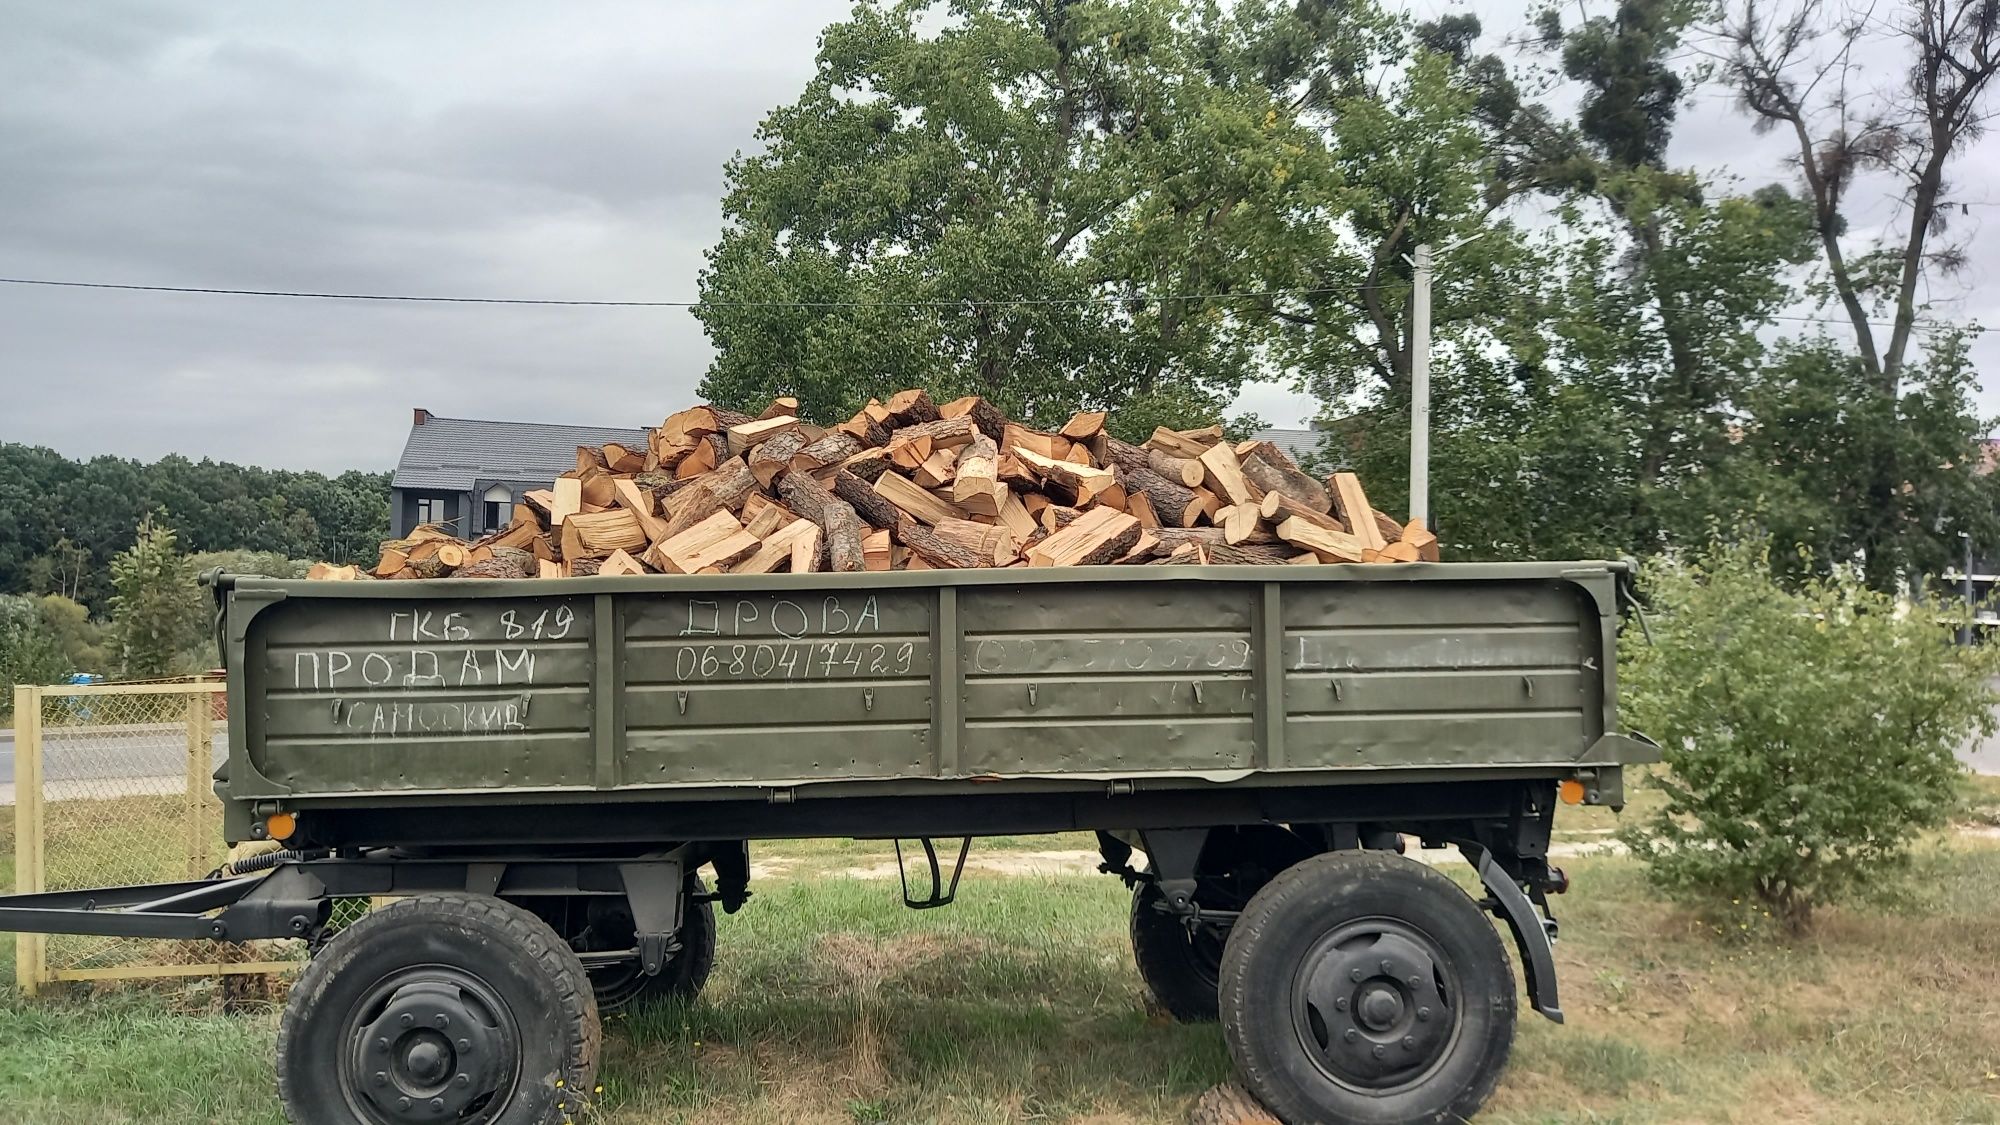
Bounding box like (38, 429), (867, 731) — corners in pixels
(482, 485), (513, 531)
(414, 496), (448, 528)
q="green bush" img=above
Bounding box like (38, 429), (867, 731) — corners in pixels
(1619, 542), (1998, 932)
(0, 594), (71, 720)
(109, 516), (202, 679)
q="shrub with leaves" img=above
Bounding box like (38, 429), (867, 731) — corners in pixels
(109, 516), (200, 679)
(0, 594), (70, 720)
(1619, 541), (1998, 932)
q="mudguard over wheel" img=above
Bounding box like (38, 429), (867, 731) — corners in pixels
(1217, 852), (1515, 1125)
(277, 892), (600, 1125)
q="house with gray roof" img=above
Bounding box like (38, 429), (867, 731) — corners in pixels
(389, 409), (645, 538)
(387, 408), (1331, 539)
(1246, 425), (1332, 468)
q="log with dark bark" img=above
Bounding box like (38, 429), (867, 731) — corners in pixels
(1239, 442), (1330, 511)
(1116, 464), (1199, 528)
(1205, 541), (1299, 565)
(790, 431), (863, 475)
(748, 429), (809, 489)
(889, 416), (977, 450)
(939, 395), (1008, 441)
(778, 470), (866, 572)
(832, 469), (905, 531)
(882, 388), (941, 425)
(894, 517), (989, 568)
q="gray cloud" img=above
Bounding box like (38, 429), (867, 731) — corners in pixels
(0, 0), (1991, 475)
(0, 0), (845, 472)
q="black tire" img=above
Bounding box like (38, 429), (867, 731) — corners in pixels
(1130, 827), (1314, 1025)
(277, 892), (600, 1125)
(581, 882), (717, 1013)
(1217, 852), (1515, 1125)
(1131, 879), (1225, 1022)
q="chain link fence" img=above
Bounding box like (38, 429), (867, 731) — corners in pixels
(10, 682), (302, 995)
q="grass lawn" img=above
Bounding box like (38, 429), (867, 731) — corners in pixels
(1, 828), (1997, 1124)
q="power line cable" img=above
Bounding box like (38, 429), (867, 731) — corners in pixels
(0, 276), (1373, 308)
(0, 274), (1977, 333)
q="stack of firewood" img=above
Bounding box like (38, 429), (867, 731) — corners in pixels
(309, 390), (1437, 581)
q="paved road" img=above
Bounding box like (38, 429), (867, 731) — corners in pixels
(0, 725), (228, 805)
(1960, 726), (2000, 776)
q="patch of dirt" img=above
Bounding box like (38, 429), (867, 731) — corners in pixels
(748, 855), (797, 880)
(837, 848), (1103, 880)
(813, 931), (963, 990)
(1188, 1084), (1281, 1125)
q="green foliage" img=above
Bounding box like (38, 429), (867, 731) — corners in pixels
(109, 517), (202, 679)
(1718, 329), (2000, 591)
(1618, 541), (1999, 931)
(0, 595), (71, 720)
(696, 0), (1368, 430)
(0, 444), (388, 612)
(31, 595), (109, 676)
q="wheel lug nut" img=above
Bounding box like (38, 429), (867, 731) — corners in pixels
(1417, 1006), (1431, 1021)
(1343, 1028), (1359, 1043)
(373, 1071), (388, 1086)
(1407, 975), (1422, 988)
(376, 1037), (390, 1053)
(1379, 959), (1393, 972)
(397, 1097), (411, 1111)
(1350, 968), (1364, 982)
(456, 1074), (471, 1087)
(434, 1014), (449, 1028)
(1403, 1035), (1416, 1049)
(1333, 997), (1348, 1011)
(1372, 1044), (1386, 1059)
(400, 1014), (415, 1028)
(457, 1038), (472, 1053)
(430, 1098), (444, 1112)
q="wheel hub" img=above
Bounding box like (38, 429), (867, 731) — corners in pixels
(351, 978), (510, 1121)
(1294, 927), (1455, 1089)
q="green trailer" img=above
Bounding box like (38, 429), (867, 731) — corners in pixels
(0, 563), (1655, 1125)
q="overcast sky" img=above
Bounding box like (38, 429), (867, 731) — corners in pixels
(3, 0), (1994, 474)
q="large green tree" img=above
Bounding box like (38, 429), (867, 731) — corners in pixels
(696, 0), (1370, 435)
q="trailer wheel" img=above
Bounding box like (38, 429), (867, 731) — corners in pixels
(1217, 852), (1514, 1125)
(581, 879), (717, 1013)
(1130, 879), (1225, 1022)
(277, 892), (600, 1125)
(1130, 827), (1314, 1024)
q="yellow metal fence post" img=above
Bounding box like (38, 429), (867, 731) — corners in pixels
(185, 693), (214, 878)
(13, 686), (45, 998)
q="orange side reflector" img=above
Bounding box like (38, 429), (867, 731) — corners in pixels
(1557, 779), (1586, 805)
(265, 812), (298, 841)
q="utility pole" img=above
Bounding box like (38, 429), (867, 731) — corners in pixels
(1409, 243), (1433, 527)
(1962, 530), (1975, 647)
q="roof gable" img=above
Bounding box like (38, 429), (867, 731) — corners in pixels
(1247, 427), (1328, 468)
(390, 415), (647, 492)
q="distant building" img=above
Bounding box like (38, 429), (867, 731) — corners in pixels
(389, 409), (644, 539)
(386, 409), (1331, 540)
(1246, 425), (1332, 468)
(1940, 437), (2000, 632)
